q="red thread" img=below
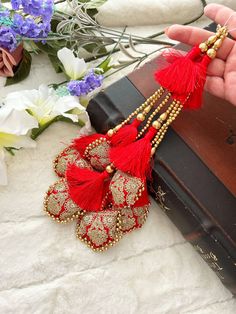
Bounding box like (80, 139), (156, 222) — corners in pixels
(110, 119), (141, 147)
(66, 165), (110, 211)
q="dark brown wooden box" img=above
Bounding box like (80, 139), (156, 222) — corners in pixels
(87, 24), (236, 294)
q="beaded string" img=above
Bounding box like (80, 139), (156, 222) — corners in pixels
(106, 86), (165, 137)
(199, 25), (228, 58)
(147, 25), (229, 154)
(137, 93), (171, 139)
(150, 101), (183, 155)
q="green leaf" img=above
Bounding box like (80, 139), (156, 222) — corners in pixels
(6, 50), (32, 86)
(83, 43), (107, 55)
(48, 54), (63, 73)
(34, 41), (58, 55)
(57, 116), (85, 127)
(50, 19), (60, 33)
(97, 57), (112, 73)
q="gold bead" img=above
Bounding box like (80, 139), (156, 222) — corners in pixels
(107, 129), (114, 137)
(213, 38), (223, 50)
(152, 120), (161, 129)
(144, 105), (151, 114)
(159, 112), (168, 121)
(106, 165), (114, 173)
(207, 35), (217, 45)
(137, 113), (145, 121)
(115, 124), (122, 131)
(151, 147), (156, 156)
(199, 42), (208, 52)
(207, 48), (216, 59)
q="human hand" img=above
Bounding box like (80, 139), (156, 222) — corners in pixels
(165, 3), (236, 106)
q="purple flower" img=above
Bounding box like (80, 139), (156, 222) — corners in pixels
(0, 7), (12, 27)
(11, 0), (22, 10)
(12, 14), (51, 38)
(11, 0), (54, 21)
(0, 27), (17, 52)
(0, 7), (10, 18)
(67, 71), (104, 97)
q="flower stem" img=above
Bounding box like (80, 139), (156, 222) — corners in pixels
(30, 119), (57, 140)
(30, 116), (85, 140)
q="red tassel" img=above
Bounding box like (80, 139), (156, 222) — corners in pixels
(183, 55), (211, 109)
(155, 46), (201, 95)
(110, 119), (140, 147)
(155, 46), (212, 109)
(72, 133), (107, 156)
(66, 164), (110, 211)
(110, 127), (156, 179)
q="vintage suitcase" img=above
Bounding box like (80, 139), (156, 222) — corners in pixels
(87, 24), (236, 294)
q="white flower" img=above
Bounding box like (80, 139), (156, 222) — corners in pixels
(57, 47), (87, 80)
(4, 84), (86, 126)
(0, 106), (37, 185)
(0, 105), (38, 135)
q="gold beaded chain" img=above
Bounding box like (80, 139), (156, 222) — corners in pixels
(106, 86), (165, 137)
(199, 24), (228, 59)
(137, 93), (171, 139)
(150, 101), (183, 155)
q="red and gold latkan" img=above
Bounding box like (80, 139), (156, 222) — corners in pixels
(44, 25), (228, 252)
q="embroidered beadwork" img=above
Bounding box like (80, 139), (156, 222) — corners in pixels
(44, 179), (82, 223)
(54, 146), (92, 177)
(120, 205), (149, 233)
(76, 210), (122, 251)
(110, 171), (144, 206)
(86, 140), (110, 171)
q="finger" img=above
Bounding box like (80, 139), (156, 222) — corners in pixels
(204, 76), (225, 99)
(166, 25), (234, 60)
(207, 58), (225, 77)
(204, 3), (236, 39)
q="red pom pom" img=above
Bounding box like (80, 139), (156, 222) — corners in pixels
(66, 165), (110, 211)
(73, 134), (106, 156)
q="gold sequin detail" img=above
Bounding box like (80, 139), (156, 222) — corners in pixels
(76, 210), (122, 251)
(110, 171), (144, 206)
(54, 146), (92, 177)
(120, 205), (149, 233)
(44, 179), (82, 223)
(86, 141), (110, 171)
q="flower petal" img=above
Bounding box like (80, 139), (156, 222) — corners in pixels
(79, 112), (93, 136)
(57, 48), (86, 80)
(4, 89), (38, 111)
(61, 112), (79, 122)
(0, 106), (38, 135)
(53, 96), (83, 116)
(0, 132), (36, 149)
(71, 58), (87, 80)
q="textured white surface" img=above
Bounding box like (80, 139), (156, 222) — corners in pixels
(97, 0), (236, 26)
(0, 0), (236, 313)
